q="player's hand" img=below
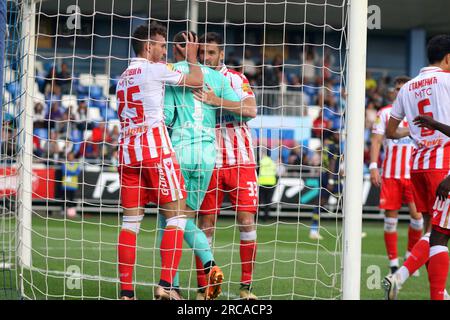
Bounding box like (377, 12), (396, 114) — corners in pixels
(413, 115), (437, 130)
(369, 168), (381, 188)
(436, 175), (450, 201)
(183, 32), (199, 63)
(193, 84), (220, 106)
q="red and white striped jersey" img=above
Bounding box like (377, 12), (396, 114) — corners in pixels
(391, 66), (450, 172)
(116, 58), (184, 165)
(372, 105), (414, 179)
(215, 65), (256, 168)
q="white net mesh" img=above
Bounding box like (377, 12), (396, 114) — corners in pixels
(4, 0), (349, 300)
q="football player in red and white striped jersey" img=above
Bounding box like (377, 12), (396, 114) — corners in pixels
(195, 32), (259, 300)
(385, 35), (450, 300)
(370, 76), (423, 275)
(116, 22), (204, 300)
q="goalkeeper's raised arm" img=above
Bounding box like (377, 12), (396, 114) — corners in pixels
(175, 31), (204, 88)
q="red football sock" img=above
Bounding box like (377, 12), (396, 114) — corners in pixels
(428, 247), (449, 300)
(160, 227), (184, 285)
(408, 226), (422, 253)
(195, 255), (208, 288)
(384, 231), (398, 264)
(404, 236), (430, 275)
(118, 229), (137, 291)
(240, 240), (257, 284)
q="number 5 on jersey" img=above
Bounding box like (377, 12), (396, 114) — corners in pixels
(418, 98), (435, 137)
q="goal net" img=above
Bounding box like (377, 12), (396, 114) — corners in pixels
(2, 0), (367, 300)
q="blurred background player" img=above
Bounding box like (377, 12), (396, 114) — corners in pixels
(384, 35), (450, 300)
(61, 152), (80, 219)
(370, 76), (423, 275)
(196, 32), (258, 300)
(257, 148), (277, 222)
(159, 30), (241, 299)
(116, 22), (203, 300)
(310, 127), (342, 240)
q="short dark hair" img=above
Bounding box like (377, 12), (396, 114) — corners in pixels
(199, 32), (224, 50)
(427, 34), (450, 64)
(132, 22), (167, 55)
(394, 76), (411, 85)
(173, 30), (197, 48)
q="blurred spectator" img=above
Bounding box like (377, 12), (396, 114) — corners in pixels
(33, 102), (47, 129)
(61, 152), (80, 218)
(59, 107), (76, 137)
(312, 110), (331, 139)
(75, 100), (92, 131)
(287, 75), (310, 106)
(56, 62), (72, 94)
(42, 131), (61, 161)
(45, 83), (62, 110)
(288, 143), (303, 166)
(1, 114), (17, 159)
(107, 125), (120, 155)
(46, 101), (64, 130)
(242, 49), (257, 81)
(44, 66), (57, 93)
(322, 93), (342, 136)
(365, 71), (377, 91)
(302, 49), (318, 84)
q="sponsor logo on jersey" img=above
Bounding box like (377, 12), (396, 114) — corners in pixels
(216, 113), (237, 124)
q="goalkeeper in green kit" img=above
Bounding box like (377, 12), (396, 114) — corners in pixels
(156, 31), (241, 300)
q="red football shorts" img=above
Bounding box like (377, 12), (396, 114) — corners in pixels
(379, 178), (414, 210)
(199, 165), (258, 215)
(410, 170), (449, 214)
(118, 155), (186, 209)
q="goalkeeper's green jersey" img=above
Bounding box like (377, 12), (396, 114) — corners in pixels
(164, 61), (240, 147)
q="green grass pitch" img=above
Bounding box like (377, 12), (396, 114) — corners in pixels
(0, 214), (445, 300)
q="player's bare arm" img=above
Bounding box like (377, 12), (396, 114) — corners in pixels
(192, 84), (257, 118)
(176, 32), (204, 88)
(413, 114), (450, 137)
(369, 133), (383, 187)
(386, 117), (410, 139)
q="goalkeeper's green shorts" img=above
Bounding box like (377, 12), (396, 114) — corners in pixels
(173, 141), (216, 211)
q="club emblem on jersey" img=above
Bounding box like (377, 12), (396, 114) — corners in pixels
(374, 116), (381, 124)
(242, 83), (252, 93)
(164, 159), (173, 171)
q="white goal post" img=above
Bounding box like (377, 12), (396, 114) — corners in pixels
(342, 0), (368, 300)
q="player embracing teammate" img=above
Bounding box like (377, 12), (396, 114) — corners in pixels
(385, 35), (450, 300)
(370, 76), (423, 275)
(116, 22), (204, 300)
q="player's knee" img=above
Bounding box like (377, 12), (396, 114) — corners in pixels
(240, 230), (257, 241)
(410, 217), (424, 231)
(122, 215), (144, 234)
(384, 217), (398, 233)
(238, 212), (255, 228)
